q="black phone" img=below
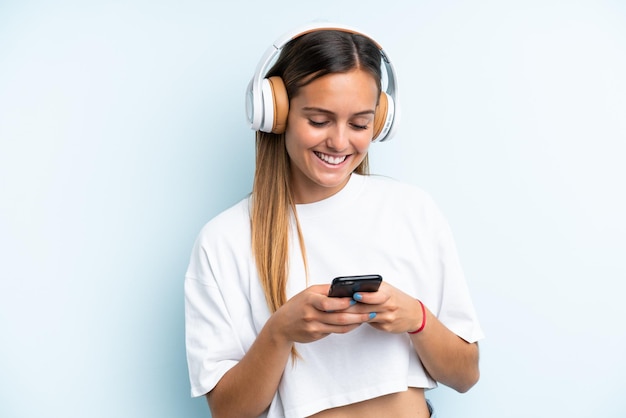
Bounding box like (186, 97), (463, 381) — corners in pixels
(328, 274), (383, 298)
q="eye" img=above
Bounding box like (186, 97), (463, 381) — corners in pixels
(350, 117), (372, 131)
(309, 120), (329, 128)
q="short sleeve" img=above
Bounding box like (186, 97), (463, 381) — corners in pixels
(434, 220), (485, 343)
(184, 234), (245, 397)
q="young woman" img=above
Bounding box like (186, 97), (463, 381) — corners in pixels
(185, 23), (484, 418)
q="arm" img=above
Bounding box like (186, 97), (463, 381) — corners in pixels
(408, 300), (480, 393)
(354, 284), (480, 393)
(206, 313), (292, 418)
(207, 285), (372, 418)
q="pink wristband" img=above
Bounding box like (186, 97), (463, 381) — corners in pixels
(408, 299), (426, 334)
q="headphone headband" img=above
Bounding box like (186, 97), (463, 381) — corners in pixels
(246, 22), (399, 142)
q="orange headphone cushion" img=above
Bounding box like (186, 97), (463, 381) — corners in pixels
(267, 76), (289, 134)
(373, 92), (388, 140)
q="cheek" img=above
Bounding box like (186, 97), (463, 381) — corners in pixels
(355, 134), (373, 154)
(286, 122), (324, 149)
(284, 129), (312, 163)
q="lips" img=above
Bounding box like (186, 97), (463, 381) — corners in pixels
(314, 151), (347, 165)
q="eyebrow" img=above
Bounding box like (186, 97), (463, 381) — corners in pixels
(302, 106), (376, 116)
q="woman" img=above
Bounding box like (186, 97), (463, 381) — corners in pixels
(185, 23), (484, 418)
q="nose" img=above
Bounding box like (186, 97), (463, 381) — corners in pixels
(325, 124), (349, 151)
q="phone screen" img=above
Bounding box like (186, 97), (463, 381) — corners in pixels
(328, 274), (383, 297)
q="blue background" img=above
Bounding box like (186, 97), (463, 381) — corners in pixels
(1, 0), (625, 416)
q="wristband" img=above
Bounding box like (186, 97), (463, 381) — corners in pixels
(408, 299), (426, 334)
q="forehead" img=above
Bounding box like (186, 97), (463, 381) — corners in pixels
(291, 69), (379, 110)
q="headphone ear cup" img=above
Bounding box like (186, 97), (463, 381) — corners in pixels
(267, 76), (289, 134)
(373, 92), (388, 141)
(372, 92), (395, 142)
(260, 78), (275, 133)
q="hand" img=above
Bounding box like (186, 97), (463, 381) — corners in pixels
(267, 284), (375, 345)
(349, 282), (424, 334)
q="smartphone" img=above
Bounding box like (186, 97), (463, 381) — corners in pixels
(328, 274), (383, 298)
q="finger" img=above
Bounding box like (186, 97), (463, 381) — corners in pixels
(344, 303), (381, 317)
(308, 284), (331, 295)
(321, 311), (374, 326)
(321, 323), (362, 335)
(352, 291), (388, 305)
(315, 295), (356, 313)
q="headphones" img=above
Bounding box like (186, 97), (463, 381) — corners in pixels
(245, 22), (399, 142)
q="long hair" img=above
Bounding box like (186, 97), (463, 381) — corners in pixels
(251, 30), (382, 318)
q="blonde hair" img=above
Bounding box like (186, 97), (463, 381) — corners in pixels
(251, 132), (369, 315)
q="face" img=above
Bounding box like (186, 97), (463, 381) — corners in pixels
(285, 69), (379, 204)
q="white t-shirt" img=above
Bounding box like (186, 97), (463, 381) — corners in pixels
(185, 174), (484, 417)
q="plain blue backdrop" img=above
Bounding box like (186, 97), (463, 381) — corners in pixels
(1, 0), (625, 416)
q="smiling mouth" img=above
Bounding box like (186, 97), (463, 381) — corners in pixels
(314, 151), (347, 165)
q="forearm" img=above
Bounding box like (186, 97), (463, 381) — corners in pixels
(410, 306), (480, 393)
(207, 316), (293, 418)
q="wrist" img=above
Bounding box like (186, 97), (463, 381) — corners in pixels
(408, 299), (426, 334)
(264, 311), (293, 348)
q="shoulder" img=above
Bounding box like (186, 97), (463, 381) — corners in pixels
(195, 196), (251, 247)
(359, 174), (448, 228)
(185, 196), (254, 289)
(187, 196), (252, 282)
(361, 174), (438, 208)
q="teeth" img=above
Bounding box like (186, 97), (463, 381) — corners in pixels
(315, 152), (347, 165)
